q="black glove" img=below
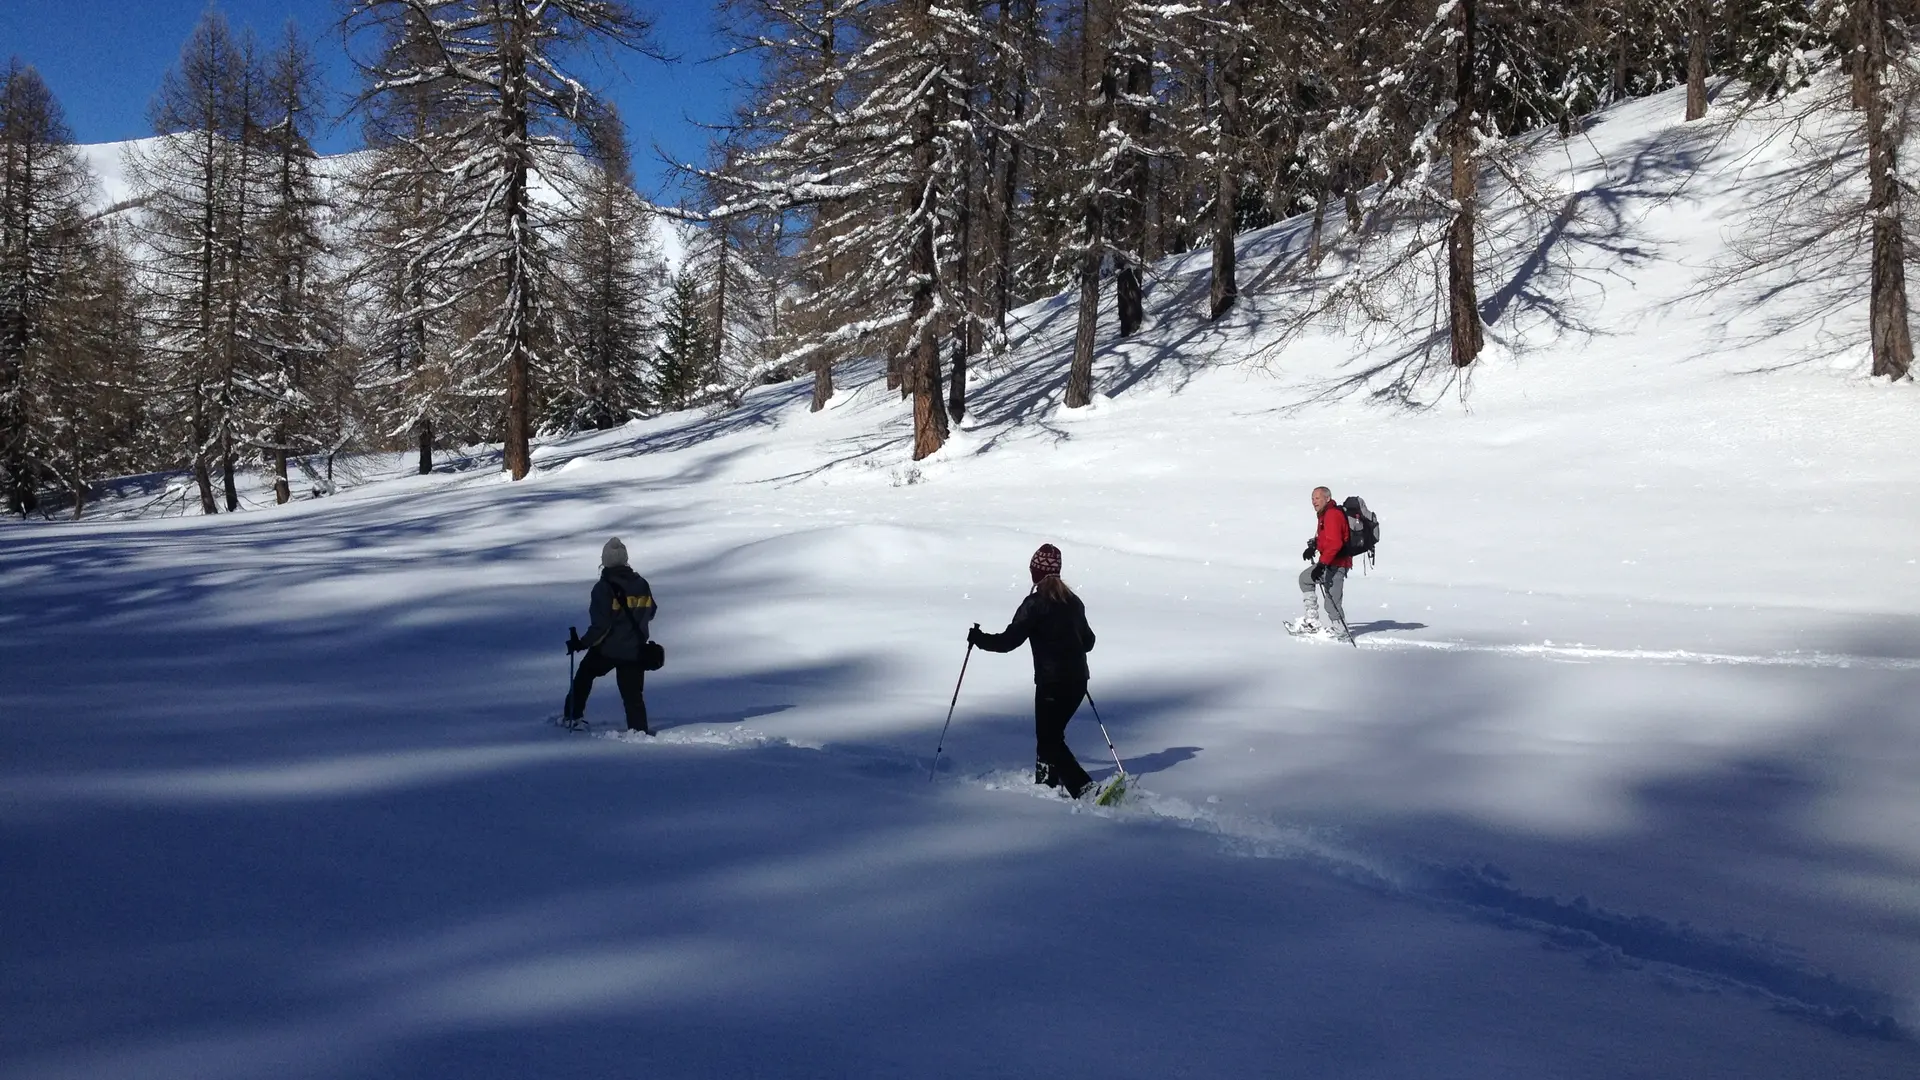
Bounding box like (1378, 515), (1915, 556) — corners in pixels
(967, 624), (985, 648)
(567, 627), (583, 654)
(1301, 541), (1316, 561)
(1310, 563), (1327, 584)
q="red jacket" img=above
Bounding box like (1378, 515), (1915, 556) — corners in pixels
(1316, 501), (1352, 570)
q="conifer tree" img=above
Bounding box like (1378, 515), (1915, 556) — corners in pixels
(251, 25), (336, 504)
(0, 60), (100, 515)
(344, 0), (659, 481)
(551, 105), (662, 429)
(654, 269), (713, 411)
(126, 10), (262, 513)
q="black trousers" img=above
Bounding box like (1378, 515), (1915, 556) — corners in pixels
(568, 647), (648, 732)
(1035, 681), (1093, 797)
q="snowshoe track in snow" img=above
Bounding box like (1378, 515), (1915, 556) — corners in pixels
(1357, 637), (1920, 671)
(554, 717), (1909, 1039)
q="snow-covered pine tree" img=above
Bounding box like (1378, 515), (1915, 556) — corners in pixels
(126, 10), (266, 513)
(1578, 0), (1684, 108)
(1063, 0), (1170, 407)
(653, 269), (714, 411)
(550, 104), (661, 430)
(342, 4), (479, 475)
(1321, 0), (1580, 371)
(712, 0), (993, 459)
(712, 0), (857, 413)
(979, 0), (1046, 340)
(250, 25), (337, 504)
(0, 61), (100, 516)
(344, 0), (659, 481)
(1730, 0), (1834, 102)
(684, 144), (777, 403)
(1703, 0), (1920, 381)
(1202, 1), (1250, 319)
(40, 217), (145, 518)
(1176, 0), (1322, 319)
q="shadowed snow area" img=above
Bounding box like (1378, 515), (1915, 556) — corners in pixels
(6, 85), (1920, 1078)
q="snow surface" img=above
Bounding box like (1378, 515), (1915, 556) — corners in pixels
(8, 86), (1920, 1078)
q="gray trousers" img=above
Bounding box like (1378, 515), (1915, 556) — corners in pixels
(1298, 564), (1348, 628)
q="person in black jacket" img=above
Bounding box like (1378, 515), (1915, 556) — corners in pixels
(565, 537), (657, 733)
(969, 543), (1098, 797)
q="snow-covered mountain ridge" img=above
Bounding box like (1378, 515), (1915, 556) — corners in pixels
(74, 137), (693, 268)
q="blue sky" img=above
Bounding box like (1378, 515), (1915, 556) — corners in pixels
(0, 0), (748, 201)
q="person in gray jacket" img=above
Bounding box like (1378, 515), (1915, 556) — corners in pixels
(565, 537), (657, 733)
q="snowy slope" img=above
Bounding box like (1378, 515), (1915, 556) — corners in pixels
(7, 85), (1920, 1079)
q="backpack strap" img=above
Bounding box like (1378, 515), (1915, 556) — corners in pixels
(606, 576), (651, 643)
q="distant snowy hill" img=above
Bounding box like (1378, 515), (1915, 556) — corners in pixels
(75, 138), (693, 268)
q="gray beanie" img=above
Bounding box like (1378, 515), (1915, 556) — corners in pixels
(601, 537), (628, 568)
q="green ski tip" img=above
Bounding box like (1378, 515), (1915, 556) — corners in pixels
(1094, 774), (1129, 806)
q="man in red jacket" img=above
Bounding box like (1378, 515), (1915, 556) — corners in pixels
(1286, 486), (1352, 640)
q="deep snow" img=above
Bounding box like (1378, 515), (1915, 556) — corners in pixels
(6, 85), (1920, 1078)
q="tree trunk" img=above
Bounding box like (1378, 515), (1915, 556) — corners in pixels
(195, 126), (218, 516)
(1863, 0), (1913, 379)
(911, 208), (946, 458)
(221, 435), (238, 511)
(1067, 201), (1100, 409)
(193, 455), (216, 514)
(1612, 25), (1628, 103)
(810, 355), (833, 412)
(223, 84), (252, 516)
(1210, 32), (1243, 321)
(418, 420), (433, 475)
(1115, 52), (1151, 337)
(1449, 0), (1484, 368)
(1852, 2), (1873, 108)
(712, 220), (730, 363)
(909, 37), (946, 461)
(501, 2), (534, 481)
(274, 447), (289, 504)
(1069, 25), (1114, 409)
(1685, 1), (1709, 121)
(1308, 187), (1328, 265)
(949, 80), (974, 425)
(996, 77), (1025, 338)
(949, 337), (968, 424)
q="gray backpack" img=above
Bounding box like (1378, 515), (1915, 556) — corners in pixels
(1337, 496), (1379, 565)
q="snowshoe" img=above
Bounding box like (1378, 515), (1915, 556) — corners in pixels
(551, 712), (590, 733)
(1086, 773), (1129, 806)
(1287, 619), (1352, 644)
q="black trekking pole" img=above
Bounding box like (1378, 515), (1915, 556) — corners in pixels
(564, 627), (581, 729)
(929, 633), (977, 781)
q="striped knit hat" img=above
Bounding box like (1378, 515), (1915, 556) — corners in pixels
(1029, 543), (1062, 583)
